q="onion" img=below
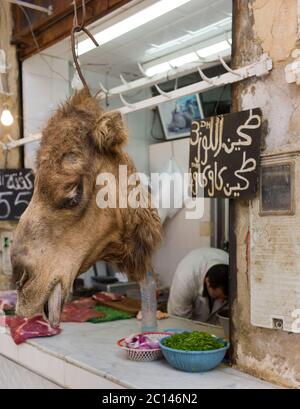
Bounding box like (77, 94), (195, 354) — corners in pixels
(124, 334), (159, 350)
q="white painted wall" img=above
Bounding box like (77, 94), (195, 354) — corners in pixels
(150, 139), (211, 287)
(22, 55), (70, 169)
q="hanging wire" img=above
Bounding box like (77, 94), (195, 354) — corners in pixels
(214, 83), (229, 117)
(17, 5), (70, 84)
(4, 147), (8, 169)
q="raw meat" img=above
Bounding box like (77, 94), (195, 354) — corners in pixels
(0, 291), (17, 312)
(61, 301), (105, 323)
(92, 291), (125, 302)
(70, 297), (97, 309)
(1, 315), (61, 345)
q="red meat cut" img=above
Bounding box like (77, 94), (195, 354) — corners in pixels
(69, 297), (97, 309)
(60, 299), (105, 323)
(1, 315), (61, 345)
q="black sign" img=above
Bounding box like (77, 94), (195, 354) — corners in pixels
(189, 108), (262, 199)
(0, 169), (34, 220)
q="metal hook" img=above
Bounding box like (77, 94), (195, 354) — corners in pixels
(137, 62), (147, 77)
(99, 80), (109, 94)
(71, 0), (99, 94)
(138, 63), (171, 97)
(219, 56), (241, 77)
(154, 84), (171, 98)
(119, 94), (136, 110)
(198, 67), (215, 85)
(120, 74), (128, 86)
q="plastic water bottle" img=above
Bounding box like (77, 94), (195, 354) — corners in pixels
(140, 272), (157, 333)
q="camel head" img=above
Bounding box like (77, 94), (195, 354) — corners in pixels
(11, 90), (162, 326)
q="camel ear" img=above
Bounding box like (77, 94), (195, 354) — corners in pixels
(94, 112), (128, 153)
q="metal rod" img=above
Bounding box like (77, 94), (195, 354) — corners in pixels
(116, 55), (272, 115)
(3, 55), (273, 150)
(4, 0), (53, 15)
(99, 57), (231, 101)
(3, 133), (42, 150)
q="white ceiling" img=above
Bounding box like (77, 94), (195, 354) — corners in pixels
(44, 0), (232, 79)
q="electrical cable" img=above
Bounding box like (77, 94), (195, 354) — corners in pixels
(214, 83), (229, 116)
(18, 5), (71, 84)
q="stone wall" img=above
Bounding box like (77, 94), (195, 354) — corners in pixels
(0, 2), (21, 289)
(232, 0), (300, 388)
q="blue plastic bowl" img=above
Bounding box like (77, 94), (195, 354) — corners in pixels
(159, 335), (229, 373)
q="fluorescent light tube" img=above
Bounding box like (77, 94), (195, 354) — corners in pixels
(146, 17), (232, 56)
(77, 0), (193, 56)
(169, 52), (199, 68)
(197, 40), (231, 58)
(145, 62), (171, 77)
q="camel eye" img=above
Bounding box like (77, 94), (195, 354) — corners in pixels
(60, 180), (83, 209)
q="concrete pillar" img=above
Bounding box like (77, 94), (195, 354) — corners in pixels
(0, 2), (21, 289)
(232, 0), (300, 388)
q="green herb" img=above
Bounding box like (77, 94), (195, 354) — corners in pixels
(162, 331), (225, 351)
(88, 306), (133, 323)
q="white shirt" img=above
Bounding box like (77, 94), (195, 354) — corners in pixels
(167, 248), (229, 323)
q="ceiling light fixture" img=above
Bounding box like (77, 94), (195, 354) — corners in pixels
(197, 40), (231, 58)
(144, 39), (232, 77)
(146, 17), (232, 56)
(77, 0), (193, 56)
(169, 52), (199, 68)
(145, 62), (172, 77)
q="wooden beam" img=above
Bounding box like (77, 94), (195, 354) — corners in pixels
(11, 0), (133, 61)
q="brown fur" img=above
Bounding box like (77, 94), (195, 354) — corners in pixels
(11, 90), (162, 318)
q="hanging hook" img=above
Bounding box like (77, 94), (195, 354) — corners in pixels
(198, 67), (215, 85)
(119, 94), (136, 110)
(137, 62), (147, 77)
(154, 84), (171, 98)
(120, 74), (128, 85)
(71, 0), (99, 94)
(219, 56), (242, 77)
(137, 62), (171, 97)
(99, 80), (109, 94)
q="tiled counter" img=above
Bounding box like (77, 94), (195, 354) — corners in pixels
(0, 317), (278, 389)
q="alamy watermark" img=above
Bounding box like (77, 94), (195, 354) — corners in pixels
(95, 165), (205, 220)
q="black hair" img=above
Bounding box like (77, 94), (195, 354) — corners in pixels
(202, 264), (229, 311)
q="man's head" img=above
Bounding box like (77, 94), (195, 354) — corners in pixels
(203, 264), (229, 302)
